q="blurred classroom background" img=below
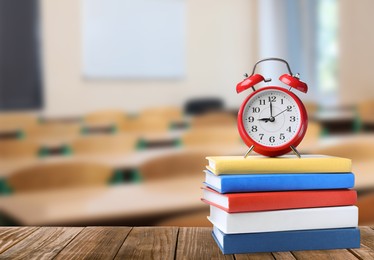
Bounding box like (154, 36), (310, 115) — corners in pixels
(0, 0), (374, 227)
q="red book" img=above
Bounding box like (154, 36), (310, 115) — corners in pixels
(201, 187), (357, 213)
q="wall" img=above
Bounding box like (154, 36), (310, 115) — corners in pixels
(41, 0), (258, 117)
(339, 0), (374, 105)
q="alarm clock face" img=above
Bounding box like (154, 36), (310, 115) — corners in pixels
(238, 86), (307, 155)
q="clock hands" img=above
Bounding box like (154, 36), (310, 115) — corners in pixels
(273, 107), (290, 118)
(257, 117), (275, 123)
(258, 103), (290, 122)
(270, 101), (273, 117)
(268, 100), (275, 122)
(257, 100), (275, 123)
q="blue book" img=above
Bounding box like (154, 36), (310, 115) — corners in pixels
(212, 226), (361, 254)
(204, 170), (354, 193)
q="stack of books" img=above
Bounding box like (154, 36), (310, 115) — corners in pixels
(202, 155), (360, 254)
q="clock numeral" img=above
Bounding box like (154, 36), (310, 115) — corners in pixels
(252, 107), (260, 113)
(290, 116), (296, 122)
(251, 125), (258, 132)
(287, 105), (292, 112)
(280, 133), (285, 140)
(281, 99), (284, 105)
(268, 96), (276, 102)
(286, 126), (291, 132)
(269, 136), (275, 143)
(259, 134), (264, 140)
(248, 116), (254, 122)
(259, 99), (266, 105)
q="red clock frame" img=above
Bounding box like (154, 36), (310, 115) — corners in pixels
(237, 86), (308, 157)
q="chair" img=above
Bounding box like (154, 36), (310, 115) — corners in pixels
(139, 107), (183, 122)
(0, 112), (38, 138)
(7, 162), (113, 192)
(25, 122), (81, 140)
(189, 112), (236, 128)
(23, 123), (82, 157)
(297, 121), (322, 153)
(0, 112), (38, 128)
(357, 100), (374, 128)
(138, 151), (208, 226)
(70, 134), (138, 155)
(138, 151), (207, 181)
(84, 109), (127, 128)
(121, 117), (171, 134)
(0, 140), (40, 159)
(181, 127), (242, 147)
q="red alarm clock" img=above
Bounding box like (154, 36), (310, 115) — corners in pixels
(236, 58), (308, 158)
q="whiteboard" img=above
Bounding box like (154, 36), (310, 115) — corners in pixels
(82, 0), (186, 79)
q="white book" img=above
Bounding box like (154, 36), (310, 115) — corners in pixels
(208, 205), (358, 234)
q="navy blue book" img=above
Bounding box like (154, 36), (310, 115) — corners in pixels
(204, 170), (354, 193)
(212, 226), (360, 254)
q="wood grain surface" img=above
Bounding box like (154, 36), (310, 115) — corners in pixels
(0, 226), (371, 259)
(176, 227), (233, 260)
(0, 227), (83, 259)
(115, 227), (178, 260)
(55, 227), (132, 260)
(0, 227), (39, 254)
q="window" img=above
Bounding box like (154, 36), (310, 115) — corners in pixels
(316, 0), (339, 99)
(258, 0), (339, 105)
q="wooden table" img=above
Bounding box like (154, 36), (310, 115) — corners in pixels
(35, 129), (187, 148)
(0, 145), (246, 178)
(0, 177), (206, 226)
(0, 148), (180, 178)
(0, 226), (372, 259)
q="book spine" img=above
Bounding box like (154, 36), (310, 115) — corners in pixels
(228, 190), (357, 213)
(213, 227), (360, 254)
(209, 205), (358, 234)
(210, 157), (352, 175)
(220, 173), (354, 193)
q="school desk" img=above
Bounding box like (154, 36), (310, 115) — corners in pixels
(0, 176), (205, 226)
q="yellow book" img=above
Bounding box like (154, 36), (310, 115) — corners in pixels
(206, 155), (352, 175)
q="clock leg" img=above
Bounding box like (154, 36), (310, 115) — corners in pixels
(243, 145), (255, 158)
(290, 145), (301, 158)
